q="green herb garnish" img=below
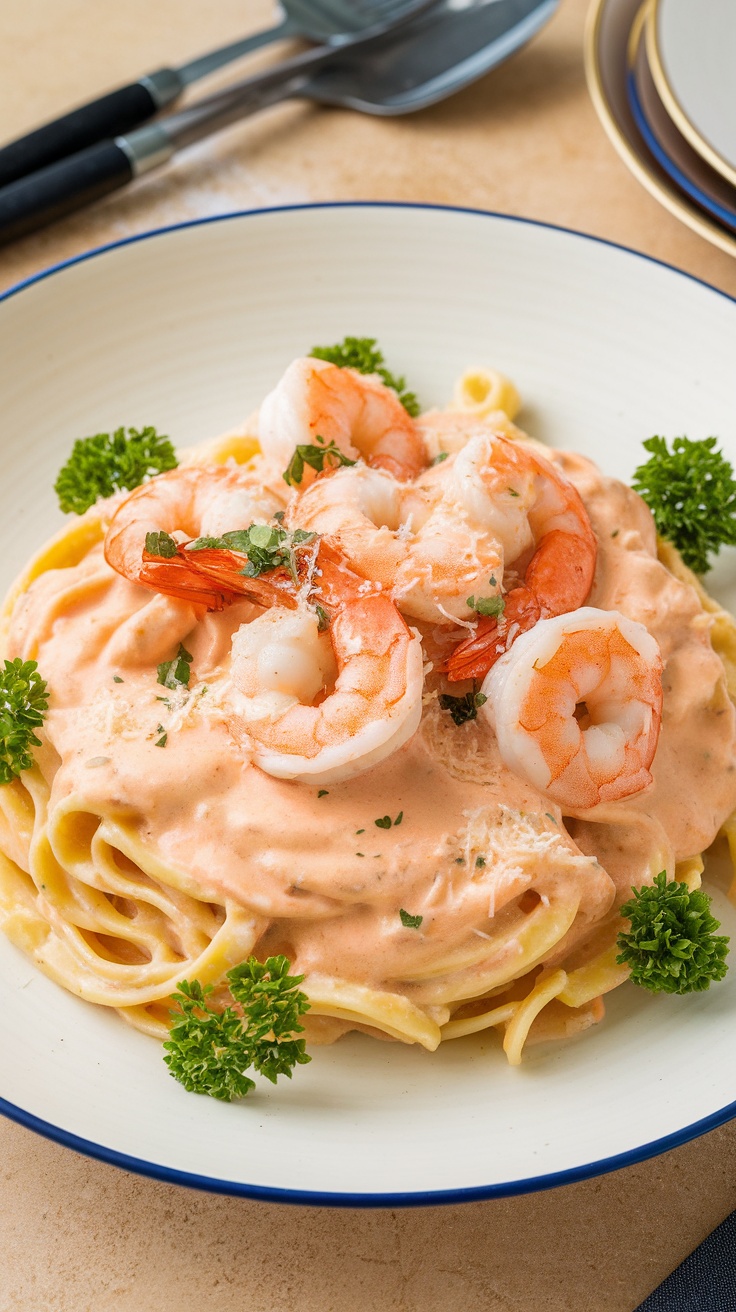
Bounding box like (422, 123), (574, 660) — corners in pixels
(439, 690), (488, 726)
(55, 426), (177, 515)
(0, 659), (49, 785)
(155, 725), (168, 748)
(310, 336), (420, 417)
(283, 437), (356, 488)
(317, 789), (329, 798)
(315, 604), (330, 633)
(475, 856), (486, 868)
(432, 452), (449, 465)
(157, 643), (193, 690)
(145, 529), (178, 559)
(188, 524), (316, 583)
(399, 909), (423, 929)
(113, 675), (124, 684)
(467, 594), (505, 618)
(163, 955), (311, 1101)
(616, 871), (729, 994)
(631, 435), (736, 573)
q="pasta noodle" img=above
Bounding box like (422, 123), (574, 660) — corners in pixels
(2, 360), (736, 1071)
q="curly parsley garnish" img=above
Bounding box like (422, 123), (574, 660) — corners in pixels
(0, 659), (49, 785)
(187, 524), (316, 582)
(631, 435), (736, 574)
(157, 644), (193, 690)
(310, 336), (420, 417)
(616, 871), (729, 994)
(439, 689), (488, 726)
(399, 909), (423, 929)
(163, 955), (311, 1100)
(467, 594), (505, 618)
(283, 437), (356, 488)
(55, 426), (177, 515)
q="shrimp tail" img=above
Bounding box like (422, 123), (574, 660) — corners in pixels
(139, 545), (298, 613)
(525, 529), (596, 611)
(444, 592), (541, 682)
(179, 547), (300, 611)
(445, 528), (597, 682)
(138, 553), (235, 611)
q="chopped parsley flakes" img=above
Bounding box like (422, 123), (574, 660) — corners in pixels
(399, 908), (423, 929)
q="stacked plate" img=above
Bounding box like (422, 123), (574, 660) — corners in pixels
(585, 0), (736, 257)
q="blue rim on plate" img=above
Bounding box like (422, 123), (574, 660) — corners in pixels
(626, 74), (736, 235)
(1, 201), (735, 1206)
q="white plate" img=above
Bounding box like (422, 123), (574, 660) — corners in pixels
(650, 0), (736, 190)
(584, 0), (736, 258)
(1, 203), (736, 1204)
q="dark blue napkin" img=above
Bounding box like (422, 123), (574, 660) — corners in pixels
(634, 1210), (736, 1310)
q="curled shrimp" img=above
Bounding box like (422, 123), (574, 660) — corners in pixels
(444, 433), (597, 681)
(257, 357), (427, 482)
(482, 607), (663, 810)
(291, 461), (503, 625)
(104, 465), (287, 609)
(229, 591), (424, 785)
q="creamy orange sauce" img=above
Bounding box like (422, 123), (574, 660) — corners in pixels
(7, 451), (736, 1003)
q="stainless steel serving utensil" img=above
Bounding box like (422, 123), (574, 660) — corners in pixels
(121, 0), (558, 169)
(0, 0), (558, 245)
(0, 0), (431, 189)
(301, 0), (560, 114)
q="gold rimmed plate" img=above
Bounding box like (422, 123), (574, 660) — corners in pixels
(584, 0), (736, 258)
(628, 7), (736, 234)
(648, 0), (736, 191)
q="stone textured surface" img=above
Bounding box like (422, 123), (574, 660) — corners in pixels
(1, 2), (736, 1309)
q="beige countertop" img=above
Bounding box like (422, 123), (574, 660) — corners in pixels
(1, 2), (736, 1309)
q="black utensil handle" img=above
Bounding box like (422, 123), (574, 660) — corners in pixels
(0, 142), (134, 245)
(0, 82), (160, 189)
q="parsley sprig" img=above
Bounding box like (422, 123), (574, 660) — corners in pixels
(616, 871), (729, 994)
(0, 659), (49, 785)
(187, 524), (316, 581)
(310, 336), (420, 417)
(163, 955), (311, 1100)
(632, 435), (736, 574)
(439, 689), (487, 726)
(283, 437), (356, 488)
(55, 426), (177, 515)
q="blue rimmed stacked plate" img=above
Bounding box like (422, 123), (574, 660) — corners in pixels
(585, 0), (736, 256)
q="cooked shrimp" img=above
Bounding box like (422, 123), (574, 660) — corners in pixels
(104, 465), (286, 610)
(257, 357), (427, 482)
(445, 433), (597, 681)
(229, 593), (424, 784)
(291, 461), (503, 624)
(482, 608), (663, 810)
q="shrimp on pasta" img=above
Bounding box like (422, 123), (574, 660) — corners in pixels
(482, 607), (663, 810)
(229, 592), (424, 784)
(258, 357), (427, 482)
(445, 433), (597, 680)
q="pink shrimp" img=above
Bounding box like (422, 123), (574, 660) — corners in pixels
(104, 466), (288, 609)
(483, 608), (663, 810)
(444, 434), (597, 682)
(104, 465), (378, 617)
(257, 357), (427, 482)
